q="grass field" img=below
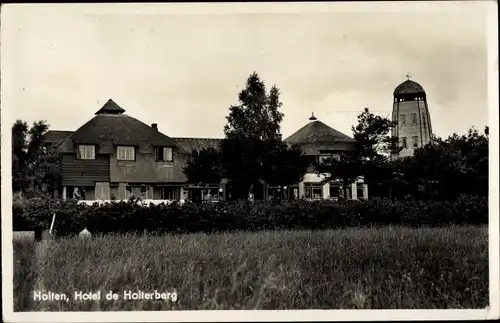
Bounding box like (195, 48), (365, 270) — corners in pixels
(13, 226), (488, 311)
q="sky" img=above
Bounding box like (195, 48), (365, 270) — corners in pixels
(1, 2), (494, 140)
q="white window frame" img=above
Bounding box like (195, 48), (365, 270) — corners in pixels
(163, 147), (173, 162)
(78, 145), (95, 160)
(156, 146), (174, 162)
(304, 183), (323, 200)
(117, 146), (135, 161)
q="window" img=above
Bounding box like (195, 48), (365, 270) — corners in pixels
(78, 145), (95, 160)
(155, 146), (173, 162)
(203, 187), (221, 201)
(401, 137), (407, 148)
(318, 155), (330, 163)
(192, 150), (199, 158)
(412, 136), (419, 148)
(329, 183), (341, 199)
(318, 153), (340, 164)
(411, 113), (418, 125)
(69, 186), (86, 200)
(400, 114), (406, 127)
(304, 183), (322, 200)
(356, 183), (365, 200)
(110, 185), (119, 200)
(126, 185), (149, 199)
(117, 146), (135, 161)
(160, 187), (177, 200)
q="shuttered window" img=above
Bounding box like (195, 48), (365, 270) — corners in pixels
(155, 146), (173, 162)
(78, 145), (95, 160)
(117, 146), (135, 161)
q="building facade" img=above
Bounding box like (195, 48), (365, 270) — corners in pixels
(282, 113), (368, 200)
(391, 77), (433, 157)
(43, 100), (368, 202)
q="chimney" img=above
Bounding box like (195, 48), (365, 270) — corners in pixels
(151, 123), (158, 130)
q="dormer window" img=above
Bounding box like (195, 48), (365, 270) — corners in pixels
(117, 146), (136, 161)
(155, 146), (173, 162)
(318, 153), (341, 163)
(77, 145), (95, 160)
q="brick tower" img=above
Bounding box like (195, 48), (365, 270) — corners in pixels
(391, 75), (433, 157)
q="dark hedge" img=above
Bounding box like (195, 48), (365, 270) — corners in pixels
(12, 195), (488, 237)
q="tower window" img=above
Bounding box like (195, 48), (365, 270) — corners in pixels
(401, 137), (407, 148)
(411, 113), (418, 125)
(400, 114), (406, 127)
(412, 136), (419, 148)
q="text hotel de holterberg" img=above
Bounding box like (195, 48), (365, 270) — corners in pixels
(33, 290), (178, 302)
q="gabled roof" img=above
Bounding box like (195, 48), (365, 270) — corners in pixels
(284, 119), (356, 145)
(173, 137), (222, 155)
(59, 100), (178, 154)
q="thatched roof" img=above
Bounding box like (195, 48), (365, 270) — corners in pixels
(41, 130), (73, 145)
(94, 99), (126, 115)
(284, 119), (356, 145)
(59, 100), (178, 154)
(173, 137), (222, 155)
(283, 117), (357, 155)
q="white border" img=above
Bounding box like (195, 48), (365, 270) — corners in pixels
(1, 2), (498, 322)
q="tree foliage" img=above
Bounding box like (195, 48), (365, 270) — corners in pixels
(316, 106), (488, 201)
(317, 108), (400, 188)
(407, 127), (489, 200)
(11, 119), (61, 196)
(182, 147), (223, 185)
(352, 107), (401, 160)
(183, 72), (308, 198)
(224, 72), (284, 141)
(261, 140), (309, 188)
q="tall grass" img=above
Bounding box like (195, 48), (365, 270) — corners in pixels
(14, 226), (488, 311)
(13, 236), (37, 311)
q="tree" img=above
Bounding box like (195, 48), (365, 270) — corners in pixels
(261, 140), (309, 198)
(352, 107), (401, 160)
(12, 120), (29, 192)
(408, 126), (488, 200)
(316, 108), (401, 197)
(220, 72), (306, 199)
(224, 72), (284, 141)
(182, 147), (223, 185)
(11, 120), (61, 197)
(183, 72), (309, 200)
(315, 154), (361, 190)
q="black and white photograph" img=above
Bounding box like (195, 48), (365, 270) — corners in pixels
(1, 2), (498, 322)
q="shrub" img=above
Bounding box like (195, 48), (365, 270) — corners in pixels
(12, 195), (488, 236)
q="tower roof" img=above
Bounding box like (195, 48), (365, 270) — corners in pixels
(394, 79), (426, 96)
(94, 99), (126, 115)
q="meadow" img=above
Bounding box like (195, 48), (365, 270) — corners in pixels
(13, 225), (488, 311)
